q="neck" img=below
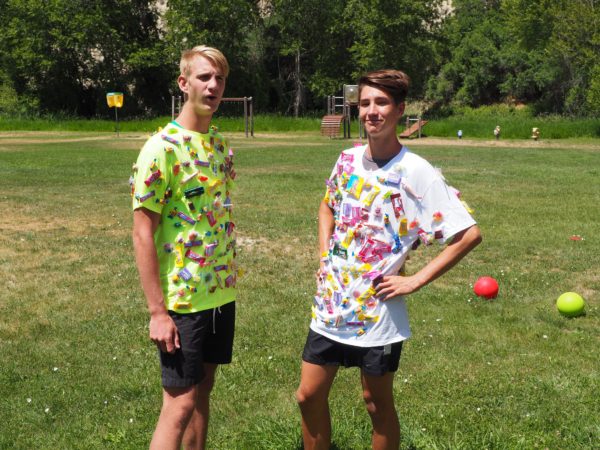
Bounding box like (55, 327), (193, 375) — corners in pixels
(366, 134), (402, 160)
(175, 104), (212, 133)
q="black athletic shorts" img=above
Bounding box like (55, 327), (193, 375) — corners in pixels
(302, 328), (403, 376)
(159, 301), (235, 388)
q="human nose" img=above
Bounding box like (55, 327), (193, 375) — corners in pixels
(365, 102), (378, 116)
(207, 76), (220, 90)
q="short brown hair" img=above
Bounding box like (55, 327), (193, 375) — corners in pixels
(358, 70), (410, 105)
(180, 45), (230, 78)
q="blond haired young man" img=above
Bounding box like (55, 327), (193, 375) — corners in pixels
(132, 46), (237, 450)
(296, 69), (482, 449)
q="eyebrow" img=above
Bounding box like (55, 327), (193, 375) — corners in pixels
(360, 96), (390, 102)
(196, 70), (223, 77)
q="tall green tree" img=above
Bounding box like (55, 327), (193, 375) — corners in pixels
(342, 0), (444, 97)
(163, 0), (259, 101)
(0, 0), (168, 116)
(545, 0), (600, 114)
(266, 0), (351, 115)
(428, 0), (600, 115)
(427, 0), (507, 107)
(264, 0), (444, 115)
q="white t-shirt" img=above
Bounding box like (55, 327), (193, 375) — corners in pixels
(310, 144), (476, 347)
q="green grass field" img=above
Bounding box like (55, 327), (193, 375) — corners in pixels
(0, 131), (598, 449)
(1, 110), (598, 139)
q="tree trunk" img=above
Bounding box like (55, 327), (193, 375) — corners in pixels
(293, 49), (303, 117)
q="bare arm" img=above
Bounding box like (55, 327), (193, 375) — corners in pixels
(318, 200), (335, 271)
(132, 208), (180, 353)
(375, 224), (482, 300)
(318, 200), (335, 255)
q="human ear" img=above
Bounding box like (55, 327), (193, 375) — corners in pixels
(398, 102), (405, 117)
(177, 74), (189, 94)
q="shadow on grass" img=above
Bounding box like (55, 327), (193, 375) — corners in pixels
(295, 444), (346, 450)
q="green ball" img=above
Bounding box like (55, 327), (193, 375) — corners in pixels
(556, 292), (585, 317)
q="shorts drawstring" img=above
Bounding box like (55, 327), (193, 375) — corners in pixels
(212, 306), (221, 334)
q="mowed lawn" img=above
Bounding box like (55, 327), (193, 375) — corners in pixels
(0, 131), (598, 449)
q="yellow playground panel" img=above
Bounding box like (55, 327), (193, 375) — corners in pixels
(106, 92), (124, 135)
(106, 92), (124, 108)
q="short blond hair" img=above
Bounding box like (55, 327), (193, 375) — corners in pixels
(180, 45), (230, 78)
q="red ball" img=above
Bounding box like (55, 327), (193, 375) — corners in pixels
(473, 276), (499, 299)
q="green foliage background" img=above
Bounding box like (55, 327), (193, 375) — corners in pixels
(0, 0), (599, 117)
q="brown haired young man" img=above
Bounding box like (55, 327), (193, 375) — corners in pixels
(132, 46), (237, 450)
(296, 69), (481, 449)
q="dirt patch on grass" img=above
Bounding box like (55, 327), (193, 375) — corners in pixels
(237, 234), (313, 261)
(0, 132), (150, 148)
(2, 131), (598, 151)
(401, 137), (600, 151)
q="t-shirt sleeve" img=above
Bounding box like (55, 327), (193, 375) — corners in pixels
(416, 177), (476, 244)
(131, 139), (169, 214)
(323, 155), (342, 208)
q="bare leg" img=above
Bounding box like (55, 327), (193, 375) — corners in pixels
(150, 386), (198, 450)
(182, 363), (218, 450)
(360, 370), (400, 450)
(296, 361), (339, 450)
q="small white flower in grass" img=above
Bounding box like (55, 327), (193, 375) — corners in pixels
(403, 378), (408, 383)
(129, 418), (134, 423)
(53, 367), (58, 372)
(543, 335), (548, 339)
(477, 407), (481, 412)
(26, 398), (32, 403)
(421, 427), (427, 431)
(44, 407), (50, 413)
(436, 318), (442, 322)
(104, 400), (108, 406)
(113, 356), (117, 361)
(268, 356), (273, 360)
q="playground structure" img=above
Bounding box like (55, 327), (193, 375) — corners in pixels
(171, 95), (182, 120)
(322, 86), (427, 139)
(106, 92), (124, 136)
(322, 84), (364, 139)
(399, 117), (427, 139)
(171, 95), (254, 137)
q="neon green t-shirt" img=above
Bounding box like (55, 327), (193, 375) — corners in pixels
(131, 122), (237, 313)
